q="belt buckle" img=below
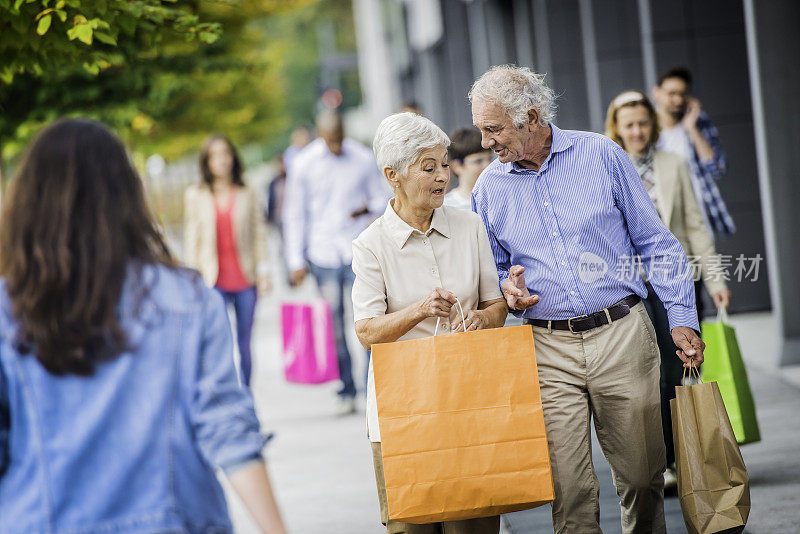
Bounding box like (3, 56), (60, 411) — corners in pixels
(567, 314), (589, 333)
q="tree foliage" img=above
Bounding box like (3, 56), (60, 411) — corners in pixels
(0, 0), (221, 84)
(0, 0), (358, 179)
(0, 0), (323, 165)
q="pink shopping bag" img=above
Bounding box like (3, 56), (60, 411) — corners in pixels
(280, 300), (340, 384)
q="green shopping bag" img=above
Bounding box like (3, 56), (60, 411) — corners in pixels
(700, 307), (760, 445)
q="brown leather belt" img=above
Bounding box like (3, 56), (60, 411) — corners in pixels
(524, 294), (641, 333)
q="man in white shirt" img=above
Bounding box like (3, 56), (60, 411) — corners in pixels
(283, 111), (389, 411)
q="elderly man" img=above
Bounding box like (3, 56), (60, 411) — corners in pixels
(283, 111), (389, 413)
(469, 65), (705, 534)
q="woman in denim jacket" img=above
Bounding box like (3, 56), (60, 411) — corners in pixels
(0, 119), (286, 534)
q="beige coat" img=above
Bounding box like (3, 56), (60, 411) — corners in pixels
(183, 184), (268, 287)
(653, 150), (727, 295)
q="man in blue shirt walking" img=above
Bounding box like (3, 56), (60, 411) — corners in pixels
(469, 65), (705, 534)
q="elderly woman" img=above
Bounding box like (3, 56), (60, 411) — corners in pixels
(605, 89), (731, 489)
(352, 112), (507, 534)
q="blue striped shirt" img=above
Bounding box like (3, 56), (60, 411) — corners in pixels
(471, 124), (699, 331)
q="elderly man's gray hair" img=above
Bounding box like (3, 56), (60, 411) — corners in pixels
(373, 112), (450, 176)
(468, 65), (557, 127)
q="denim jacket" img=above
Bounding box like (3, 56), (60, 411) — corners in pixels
(0, 264), (269, 533)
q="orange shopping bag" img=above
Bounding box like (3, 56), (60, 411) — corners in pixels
(372, 312), (553, 524)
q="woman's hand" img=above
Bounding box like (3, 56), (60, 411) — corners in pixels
(417, 287), (457, 319)
(452, 310), (488, 332)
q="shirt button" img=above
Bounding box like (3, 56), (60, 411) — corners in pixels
(422, 239), (428, 245)
(570, 290), (576, 295)
(561, 261), (566, 266)
(544, 202), (549, 207)
(552, 231), (558, 236)
(431, 268), (437, 275)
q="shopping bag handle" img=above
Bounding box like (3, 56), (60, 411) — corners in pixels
(715, 305), (729, 325)
(682, 362), (703, 384)
(434, 296), (466, 336)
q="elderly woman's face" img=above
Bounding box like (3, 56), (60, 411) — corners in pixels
(472, 99), (530, 164)
(397, 144), (450, 211)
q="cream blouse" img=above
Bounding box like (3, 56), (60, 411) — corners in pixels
(351, 200), (502, 442)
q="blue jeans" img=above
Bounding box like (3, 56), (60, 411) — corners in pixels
(214, 285), (257, 386)
(309, 262), (359, 398)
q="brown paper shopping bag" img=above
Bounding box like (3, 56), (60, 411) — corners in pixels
(671, 367), (750, 534)
(372, 322), (554, 524)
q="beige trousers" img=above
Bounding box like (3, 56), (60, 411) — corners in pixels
(533, 302), (666, 534)
(371, 442), (501, 534)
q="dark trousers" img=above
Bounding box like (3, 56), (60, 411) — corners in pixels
(214, 285), (257, 387)
(309, 262), (358, 398)
(642, 280), (705, 466)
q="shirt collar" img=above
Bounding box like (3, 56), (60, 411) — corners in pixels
(382, 200), (451, 249)
(507, 123), (573, 174)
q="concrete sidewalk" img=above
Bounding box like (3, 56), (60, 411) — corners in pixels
(224, 278), (800, 533)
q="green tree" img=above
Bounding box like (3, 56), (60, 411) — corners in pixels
(0, 0), (223, 187)
(0, 0), (221, 84)
(0, 0), (357, 191)
(0, 1), (320, 183)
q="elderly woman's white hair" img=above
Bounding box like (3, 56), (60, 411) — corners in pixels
(468, 65), (557, 128)
(373, 112), (450, 178)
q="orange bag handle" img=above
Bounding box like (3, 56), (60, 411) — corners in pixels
(434, 296), (466, 335)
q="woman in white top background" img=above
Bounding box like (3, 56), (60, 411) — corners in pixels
(351, 112), (507, 534)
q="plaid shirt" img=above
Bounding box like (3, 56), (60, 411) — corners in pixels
(659, 112), (736, 236)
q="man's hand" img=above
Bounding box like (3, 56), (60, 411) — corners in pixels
(290, 268), (307, 287)
(712, 289), (731, 309)
(501, 265), (540, 310)
(671, 326), (706, 367)
(452, 309), (488, 332)
(417, 287), (457, 319)
(681, 97), (702, 132)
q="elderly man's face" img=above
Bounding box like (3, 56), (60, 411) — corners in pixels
(397, 144), (450, 211)
(471, 100), (531, 164)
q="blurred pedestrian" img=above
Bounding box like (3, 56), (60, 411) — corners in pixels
(283, 126), (312, 174)
(653, 67), (734, 236)
(184, 135), (270, 387)
(283, 111), (388, 413)
(266, 154), (287, 236)
(0, 119), (286, 534)
(471, 65), (705, 534)
(654, 66), (734, 320)
(353, 112), (506, 534)
(444, 127), (493, 210)
(606, 89), (731, 490)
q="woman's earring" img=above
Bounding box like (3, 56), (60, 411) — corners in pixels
(394, 183), (400, 189)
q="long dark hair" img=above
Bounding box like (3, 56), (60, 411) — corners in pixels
(0, 119), (175, 375)
(199, 134), (245, 188)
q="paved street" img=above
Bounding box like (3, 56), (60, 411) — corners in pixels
(223, 256), (800, 533)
